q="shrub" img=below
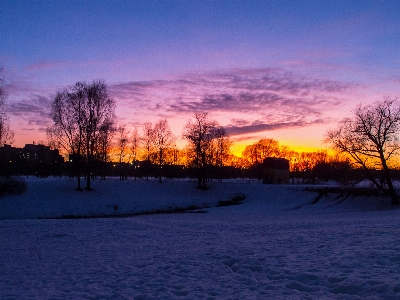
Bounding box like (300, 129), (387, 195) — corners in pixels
(0, 177), (27, 197)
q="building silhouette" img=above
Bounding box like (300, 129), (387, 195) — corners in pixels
(0, 144), (64, 177)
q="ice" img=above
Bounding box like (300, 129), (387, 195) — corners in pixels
(1, 177), (400, 299)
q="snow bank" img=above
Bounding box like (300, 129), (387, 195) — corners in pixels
(0, 177), (308, 220)
(0, 177), (252, 220)
(0, 177), (398, 220)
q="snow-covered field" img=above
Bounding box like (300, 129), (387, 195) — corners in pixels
(1, 177), (400, 299)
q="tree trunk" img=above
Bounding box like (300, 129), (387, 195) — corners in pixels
(133, 160), (137, 181)
(159, 149), (162, 183)
(196, 149), (201, 189)
(387, 178), (398, 205)
(76, 152), (82, 191)
(381, 157), (398, 205)
(201, 152), (207, 189)
(85, 143), (92, 190)
(119, 156), (123, 180)
(86, 164), (91, 190)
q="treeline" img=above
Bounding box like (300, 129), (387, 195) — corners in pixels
(46, 81), (237, 190)
(4, 77), (400, 200)
(232, 138), (361, 184)
(1, 79), (369, 190)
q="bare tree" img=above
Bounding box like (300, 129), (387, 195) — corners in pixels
(81, 81), (115, 189)
(0, 67), (5, 105)
(0, 114), (15, 147)
(153, 119), (175, 183)
(97, 120), (114, 180)
(115, 124), (129, 180)
(165, 144), (184, 165)
(213, 126), (231, 168)
(242, 138), (280, 167)
(49, 80), (115, 190)
(130, 126), (140, 180)
(326, 98), (400, 204)
(142, 122), (154, 181)
(211, 126), (232, 181)
(183, 112), (218, 189)
(0, 67), (15, 147)
(49, 88), (85, 190)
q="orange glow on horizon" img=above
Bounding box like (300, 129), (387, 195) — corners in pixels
(230, 140), (330, 157)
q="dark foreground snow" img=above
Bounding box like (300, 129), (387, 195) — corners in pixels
(1, 178), (400, 299)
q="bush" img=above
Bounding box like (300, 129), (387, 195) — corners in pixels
(0, 177), (27, 197)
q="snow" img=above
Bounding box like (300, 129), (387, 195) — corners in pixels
(1, 177), (400, 299)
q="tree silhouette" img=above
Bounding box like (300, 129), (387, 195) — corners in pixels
(153, 119), (175, 183)
(242, 138), (280, 168)
(115, 124), (129, 180)
(183, 113), (218, 189)
(49, 80), (115, 190)
(0, 67), (15, 147)
(49, 87), (85, 190)
(326, 98), (400, 205)
(142, 122), (154, 181)
(130, 127), (140, 180)
(97, 120), (114, 180)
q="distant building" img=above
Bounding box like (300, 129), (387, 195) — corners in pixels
(0, 144), (64, 176)
(23, 143), (64, 165)
(0, 144), (23, 176)
(262, 157), (290, 184)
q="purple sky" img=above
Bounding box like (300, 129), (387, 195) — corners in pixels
(2, 0), (400, 154)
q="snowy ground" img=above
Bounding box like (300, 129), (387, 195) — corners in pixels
(1, 177), (400, 299)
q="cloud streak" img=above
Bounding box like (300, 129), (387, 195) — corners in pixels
(110, 67), (357, 136)
(8, 95), (52, 134)
(24, 59), (115, 72)
(225, 117), (328, 136)
(8, 95), (51, 118)
(5, 67), (359, 143)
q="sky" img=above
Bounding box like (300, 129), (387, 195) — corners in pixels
(1, 0), (400, 155)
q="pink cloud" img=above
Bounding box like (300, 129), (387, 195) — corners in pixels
(109, 67), (358, 137)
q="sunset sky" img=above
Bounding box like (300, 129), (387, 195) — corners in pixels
(1, 0), (400, 155)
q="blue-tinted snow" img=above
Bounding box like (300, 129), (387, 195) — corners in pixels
(1, 178), (400, 299)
